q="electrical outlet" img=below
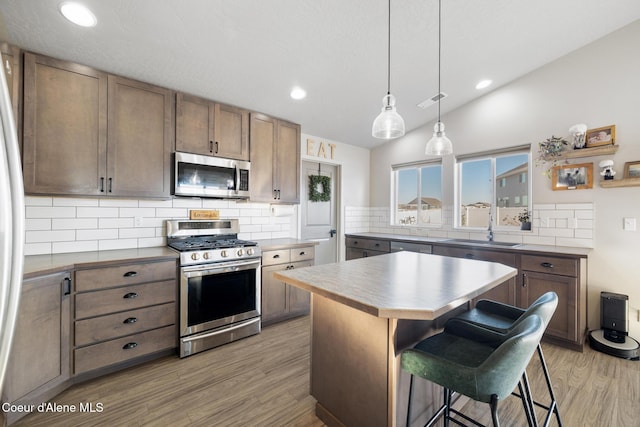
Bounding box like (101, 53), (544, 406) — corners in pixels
(623, 217), (636, 231)
(134, 216), (143, 227)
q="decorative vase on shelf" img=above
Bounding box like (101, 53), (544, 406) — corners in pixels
(569, 123), (588, 149)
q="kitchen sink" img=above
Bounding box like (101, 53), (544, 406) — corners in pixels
(444, 239), (521, 248)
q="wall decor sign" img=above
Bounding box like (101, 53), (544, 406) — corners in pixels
(623, 161), (640, 179)
(551, 162), (593, 190)
(309, 175), (331, 202)
(585, 125), (615, 148)
(306, 138), (336, 160)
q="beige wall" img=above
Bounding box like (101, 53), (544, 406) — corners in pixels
(371, 20), (640, 337)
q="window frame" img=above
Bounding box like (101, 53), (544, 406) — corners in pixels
(391, 160), (443, 228)
(455, 145), (532, 230)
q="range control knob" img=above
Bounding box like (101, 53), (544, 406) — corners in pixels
(237, 249), (244, 257)
(203, 252), (210, 260)
(246, 248), (254, 256)
(190, 253), (200, 261)
(220, 250), (228, 258)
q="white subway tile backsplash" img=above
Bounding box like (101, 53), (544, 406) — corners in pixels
(25, 218), (51, 231)
(24, 197), (298, 255)
(53, 198), (99, 207)
(53, 240), (98, 254)
(24, 242), (52, 255)
(77, 207), (119, 218)
(99, 239), (138, 251)
(27, 206), (76, 218)
(99, 199), (139, 207)
(345, 202), (595, 249)
(26, 230), (75, 243)
(119, 228), (156, 239)
(52, 218), (98, 230)
(77, 229), (118, 241)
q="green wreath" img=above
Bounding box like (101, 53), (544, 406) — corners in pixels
(309, 175), (331, 202)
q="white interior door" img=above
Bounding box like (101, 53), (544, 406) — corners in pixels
(301, 161), (339, 265)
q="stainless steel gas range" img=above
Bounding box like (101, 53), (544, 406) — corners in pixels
(167, 219), (261, 358)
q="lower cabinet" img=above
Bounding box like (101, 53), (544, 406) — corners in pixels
(520, 254), (586, 350)
(345, 237), (390, 260)
(73, 259), (178, 375)
(433, 245), (517, 306)
(262, 246), (315, 325)
(1, 272), (72, 426)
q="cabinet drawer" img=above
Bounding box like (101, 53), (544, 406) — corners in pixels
(75, 260), (176, 292)
(290, 246), (314, 262)
(262, 249), (291, 266)
(433, 246), (517, 267)
(75, 280), (176, 319)
(74, 325), (176, 374)
(346, 237), (390, 252)
(75, 302), (176, 347)
(521, 254), (578, 277)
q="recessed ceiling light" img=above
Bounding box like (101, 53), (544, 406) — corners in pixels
(290, 87), (306, 100)
(59, 2), (97, 27)
(475, 79), (492, 90)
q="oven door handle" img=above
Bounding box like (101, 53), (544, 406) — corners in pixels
(181, 258), (261, 277)
(181, 317), (261, 343)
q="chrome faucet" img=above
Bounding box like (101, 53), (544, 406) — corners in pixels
(487, 214), (494, 242)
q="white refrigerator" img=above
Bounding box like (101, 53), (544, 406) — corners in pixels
(0, 54), (25, 398)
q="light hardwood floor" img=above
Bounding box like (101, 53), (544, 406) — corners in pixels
(13, 316), (640, 426)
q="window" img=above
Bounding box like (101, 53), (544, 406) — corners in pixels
(457, 147), (531, 228)
(393, 162), (442, 226)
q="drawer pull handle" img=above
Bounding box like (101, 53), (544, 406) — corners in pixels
(273, 254), (280, 259)
(123, 342), (138, 350)
(123, 292), (138, 299)
(123, 317), (138, 324)
(540, 262), (554, 269)
(299, 251), (306, 256)
(123, 271), (138, 277)
(465, 254), (474, 259)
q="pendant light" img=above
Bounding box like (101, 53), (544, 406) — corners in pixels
(425, 0), (452, 155)
(372, 0), (405, 139)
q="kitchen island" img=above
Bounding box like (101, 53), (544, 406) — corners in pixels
(274, 251), (517, 427)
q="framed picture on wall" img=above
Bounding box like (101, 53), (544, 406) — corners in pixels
(551, 162), (593, 190)
(623, 161), (640, 179)
(585, 125), (615, 148)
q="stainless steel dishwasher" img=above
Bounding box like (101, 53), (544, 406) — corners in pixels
(390, 241), (432, 254)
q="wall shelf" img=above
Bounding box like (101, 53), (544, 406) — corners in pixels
(600, 177), (640, 188)
(542, 144), (619, 161)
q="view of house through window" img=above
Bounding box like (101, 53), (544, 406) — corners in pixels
(458, 150), (530, 228)
(393, 162), (442, 226)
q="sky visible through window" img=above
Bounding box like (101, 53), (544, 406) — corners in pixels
(397, 166), (442, 204)
(460, 153), (528, 205)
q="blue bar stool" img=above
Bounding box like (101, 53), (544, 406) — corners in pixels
(401, 315), (545, 427)
(452, 292), (561, 427)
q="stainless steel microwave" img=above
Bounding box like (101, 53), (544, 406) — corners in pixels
(174, 152), (250, 199)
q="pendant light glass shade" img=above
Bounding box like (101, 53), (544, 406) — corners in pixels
(425, 121), (452, 155)
(372, 0), (405, 139)
(372, 93), (405, 139)
(426, 0), (452, 155)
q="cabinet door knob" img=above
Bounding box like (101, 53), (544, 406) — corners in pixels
(123, 292), (138, 299)
(540, 262), (554, 269)
(122, 342), (138, 350)
(123, 317), (138, 324)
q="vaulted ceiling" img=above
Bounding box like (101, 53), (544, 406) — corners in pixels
(1, 1), (639, 148)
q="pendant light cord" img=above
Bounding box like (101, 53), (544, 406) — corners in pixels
(437, 0), (442, 122)
(387, 0), (391, 96)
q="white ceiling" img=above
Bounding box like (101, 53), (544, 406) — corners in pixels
(1, 1), (640, 148)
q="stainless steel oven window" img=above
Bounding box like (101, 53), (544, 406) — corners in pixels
(180, 259), (261, 337)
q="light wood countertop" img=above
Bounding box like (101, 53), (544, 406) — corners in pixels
(274, 251), (517, 320)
